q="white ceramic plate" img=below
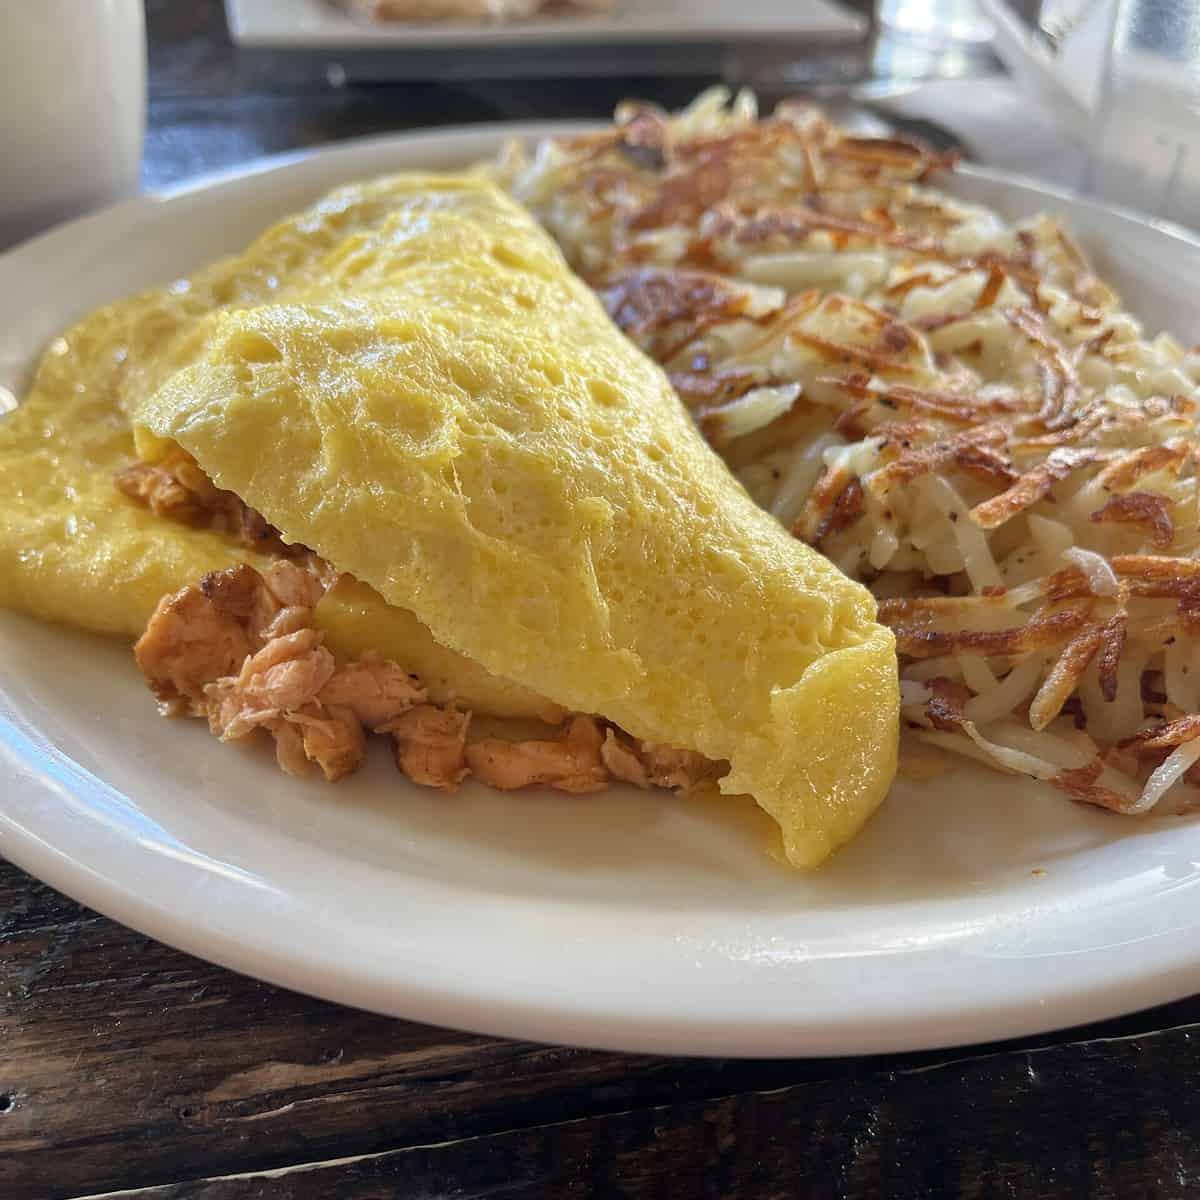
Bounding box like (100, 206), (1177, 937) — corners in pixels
(225, 0), (864, 49)
(4, 123), (1200, 1058)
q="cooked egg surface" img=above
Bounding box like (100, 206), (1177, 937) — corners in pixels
(0, 170), (450, 637)
(315, 577), (563, 721)
(0, 171), (560, 719)
(136, 173), (900, 866)
(0, 311), (267, 638)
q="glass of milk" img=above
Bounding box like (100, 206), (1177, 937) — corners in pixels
(0, 0), (146, 249)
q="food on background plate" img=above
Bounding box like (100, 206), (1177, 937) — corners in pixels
(334, 0), (613, 23)
(499, 87), (1200, 816)
(0, 172), (898, 870)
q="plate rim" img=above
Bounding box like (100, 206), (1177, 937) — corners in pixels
(8, 119), (1199, 281)
(4, 119), (1200, 1058)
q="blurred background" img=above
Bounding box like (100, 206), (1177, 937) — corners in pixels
(167, 0), (1200, 228)
(2, 0), (1198, 247)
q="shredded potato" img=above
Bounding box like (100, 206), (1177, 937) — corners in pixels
(498, 87), (1200, 817)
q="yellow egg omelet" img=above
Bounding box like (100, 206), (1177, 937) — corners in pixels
(127, 173), (900, 868)
(0, 172), (564, 721)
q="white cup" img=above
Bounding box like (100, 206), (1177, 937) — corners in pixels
(0, 0), (146, 249)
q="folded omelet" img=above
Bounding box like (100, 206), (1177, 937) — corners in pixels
(0, 174), (555, 721)
(1, 172), (898, 867)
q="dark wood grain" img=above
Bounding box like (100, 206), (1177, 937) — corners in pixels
(6, 858), (1200, 1199)
(3, 3), (1200, 1198)
(19, 1002), (1200, 1198)
(0, 862), (817, 1197)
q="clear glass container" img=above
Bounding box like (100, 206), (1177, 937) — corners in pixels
(1084, 0), (1200, 229)
(877, 0), (995, 47)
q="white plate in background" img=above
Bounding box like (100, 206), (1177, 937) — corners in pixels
(224, 0), (865, 49)
(3, 123), (1200, 1056)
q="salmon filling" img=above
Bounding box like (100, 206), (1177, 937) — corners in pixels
(127, 456), (722, 796)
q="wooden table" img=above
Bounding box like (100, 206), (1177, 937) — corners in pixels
(6, 3), (1200, 1196)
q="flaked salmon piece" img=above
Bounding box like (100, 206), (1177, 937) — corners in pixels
(116, 448), (289, 553)
(137, 564), (330, 730)
(466, 715), (608, 794)
(387, 704), (471, 791)
(136, 565), (719, 797)
(203, 674), (277, 742)
(261, 559), (326, 612)
(601, 728), (718, 791)
(227, 628), (337, 713)
(115, 455), (208, 525)
(203, 628), (362, 779)
(202, 627), (337, 744)
(135, 585), (254, 715)
(262, 604), (316, 641)
(640, 742), (718, 790)
(600, 728), (650, 788)
(288, 704), (367, 782)
(320, 652), (427, 730)
(269, 717), (311, 778)
(200, 560), (327, 645)
(137, 564), (462, 785)
(199, 563), (285, 645)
